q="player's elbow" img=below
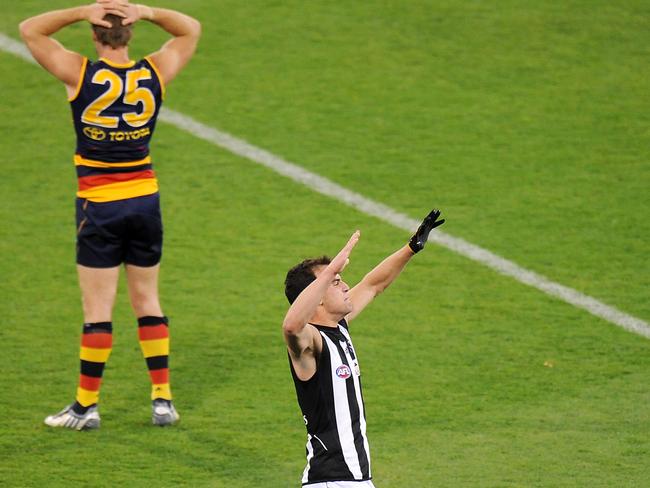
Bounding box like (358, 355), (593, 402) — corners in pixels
(19, 20), (36, 41)
(282, 314), (307, 336)
(282, 319), (301, 336)
(184, 17), (201, 40)
(191, 19), (202, 38)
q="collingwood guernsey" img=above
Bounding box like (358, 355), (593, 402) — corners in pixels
(289, 319), (372, 485)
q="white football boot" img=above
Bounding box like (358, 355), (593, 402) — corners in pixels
(152, 399), (180, 426)
(44, 404), (100, 430)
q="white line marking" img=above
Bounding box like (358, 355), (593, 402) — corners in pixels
(2, 32), (648, 339)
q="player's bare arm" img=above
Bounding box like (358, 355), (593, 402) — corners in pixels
(347, 209), (445, 322)
(283, 231), (360, 378)
(346, 245), (415, 322)
(111, 3), (201, 85)
(19, 3), (121, 90)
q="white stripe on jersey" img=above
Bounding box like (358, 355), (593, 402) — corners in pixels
(340, 326), (372, 478)
(302, 434), (315, 484)
(322, 333), (364, 479)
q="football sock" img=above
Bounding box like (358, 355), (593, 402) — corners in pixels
(138, 316), (172, 401)
(73, 322), (113, 414)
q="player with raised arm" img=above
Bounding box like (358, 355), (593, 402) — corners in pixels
(283, 210), (445, 487)
(19, 1), (200, 429)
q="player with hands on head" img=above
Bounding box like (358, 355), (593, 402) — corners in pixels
(19, 1), (200, 430)
(282, 209), (444, 487)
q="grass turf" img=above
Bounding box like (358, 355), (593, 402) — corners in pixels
(1, 1), (649, 486)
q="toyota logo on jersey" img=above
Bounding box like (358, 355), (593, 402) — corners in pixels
(336, 365), (352, 379)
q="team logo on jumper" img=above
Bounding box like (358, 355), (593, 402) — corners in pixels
(83, 126), (106, 141)
(336, 365), (352, 379)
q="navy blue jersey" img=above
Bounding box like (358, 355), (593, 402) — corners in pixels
(69, 57), (164, 201)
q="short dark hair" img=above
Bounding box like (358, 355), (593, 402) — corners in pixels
(284, 256), (331, 304)
(92, 14), (132, 49)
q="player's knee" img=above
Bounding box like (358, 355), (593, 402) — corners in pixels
(81, 298), (114, 322)
(81, 288), (116, 310)
(130, 293), (162, 317)
(131, 292), (155, 308)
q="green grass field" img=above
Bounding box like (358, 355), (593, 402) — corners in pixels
(1, 1), (649, 486)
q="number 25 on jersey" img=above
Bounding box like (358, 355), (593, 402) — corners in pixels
(82, 68), (156, 129)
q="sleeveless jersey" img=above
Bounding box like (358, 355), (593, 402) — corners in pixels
(289, 320), (372, 485)
(69, 56), (165, 202)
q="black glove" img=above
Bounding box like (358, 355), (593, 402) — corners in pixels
(408, 209), (445, 253)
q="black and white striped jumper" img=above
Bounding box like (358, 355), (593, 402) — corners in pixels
(289, 319), (372, 485)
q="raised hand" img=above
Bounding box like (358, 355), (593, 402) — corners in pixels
(408, 209), (445, 253)
(329, 230), (361, 274)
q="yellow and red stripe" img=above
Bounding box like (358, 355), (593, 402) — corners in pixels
(77, 169), (156, 190)
(76, 324), (113, 407)
(74, 154), (158, 202)
(138, 316), (172, 401)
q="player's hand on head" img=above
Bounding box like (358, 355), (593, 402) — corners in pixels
(87, 1), (126, 27)
(113, 3), (153, 26)
(408, 209), (445, 253)
(94, 0), (140, 26)
(329, 230), (361, 274)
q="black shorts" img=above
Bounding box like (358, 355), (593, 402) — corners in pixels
(76, 193), (163, 268)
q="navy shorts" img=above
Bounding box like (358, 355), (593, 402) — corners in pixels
(76, 193), (163, 268)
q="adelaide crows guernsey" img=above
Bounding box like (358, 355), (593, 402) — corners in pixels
(69, 57), (165, 202)
(290, 320), (372, 485)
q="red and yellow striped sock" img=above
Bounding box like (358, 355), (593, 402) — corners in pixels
(138, 316), (171, 401)
(73, 322), (112, 414)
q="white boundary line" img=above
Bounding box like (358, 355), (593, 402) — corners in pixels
(2, 32), (648, 339)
